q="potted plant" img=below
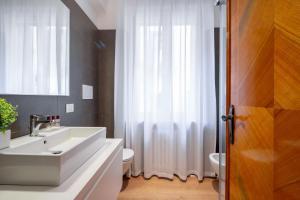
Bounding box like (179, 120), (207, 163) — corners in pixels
(0, 98), (18, 150)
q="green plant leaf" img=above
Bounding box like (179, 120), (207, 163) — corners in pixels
(0, 98), (18, 134)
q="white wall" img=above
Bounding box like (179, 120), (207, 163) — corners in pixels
(97, 0), (119, 30)
(76, 0), (219, 30)
(75, 0), (118, 30)
(214, 6), (221, 27)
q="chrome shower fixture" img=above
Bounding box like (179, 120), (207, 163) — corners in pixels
(214, 0), (226, 6)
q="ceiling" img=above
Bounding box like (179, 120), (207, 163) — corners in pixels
(75, 0), (119, 30)
(75, 0), (221, 30)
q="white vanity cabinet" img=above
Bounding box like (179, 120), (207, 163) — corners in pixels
(76, 142), (123, 200)
(0, 136), (123, 200)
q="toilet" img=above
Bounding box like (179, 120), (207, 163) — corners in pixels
(209, 153), (226, 198)
(209, 153), (226, 179)
(123, 148), (134, 177)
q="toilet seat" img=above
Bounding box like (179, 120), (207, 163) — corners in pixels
(123, 148), (134, 162)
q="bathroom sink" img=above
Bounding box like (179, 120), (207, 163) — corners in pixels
(0, 127), (106, 186)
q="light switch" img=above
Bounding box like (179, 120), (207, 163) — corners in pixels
(82, 85), (93, 100)
(66, 104), (74, 113)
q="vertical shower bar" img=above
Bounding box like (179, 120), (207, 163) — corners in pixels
(216, 0), (227, 199)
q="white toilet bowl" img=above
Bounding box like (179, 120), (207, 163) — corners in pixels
(123, 148), (134, 177)
(209, 153), (226, 180)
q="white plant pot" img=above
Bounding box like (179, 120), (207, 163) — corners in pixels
(0, 130), (11, 150)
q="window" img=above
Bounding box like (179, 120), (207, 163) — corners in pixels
(134, 24), (196, 121)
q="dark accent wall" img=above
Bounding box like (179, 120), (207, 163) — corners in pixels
(97, 30), (116, 138)
(0, 0), (100, 138)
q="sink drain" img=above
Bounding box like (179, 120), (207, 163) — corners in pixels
(51, 150), (63, 155)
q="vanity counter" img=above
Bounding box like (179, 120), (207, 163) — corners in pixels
(0, 138), (123, 200)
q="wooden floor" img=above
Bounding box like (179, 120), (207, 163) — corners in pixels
(118, 176), (219, 200)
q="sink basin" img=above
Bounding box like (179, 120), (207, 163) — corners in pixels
(0, 127), (106, 186)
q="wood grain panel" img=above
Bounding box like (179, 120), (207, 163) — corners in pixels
(229, 0), (238, 106)
(274, 182), (300, 200)
(237, 31), (274, 107)
(229, 0), (300, 199)
(231, 0), (274, 107)
(229, 1), (275, 198)
(274, 0), (300, 110)
(226, 0), (232, 198)
(230, 107), (274, 200)
(275, 0), (300, 37)
(274, 110), (300, 199)
(272, 1), (300, 199)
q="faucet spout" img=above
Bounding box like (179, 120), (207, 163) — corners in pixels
(30, 115), (51, 137)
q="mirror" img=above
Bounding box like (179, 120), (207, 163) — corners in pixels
(0, 0), (70, 96)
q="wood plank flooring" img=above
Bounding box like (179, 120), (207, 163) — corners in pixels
(118, 176), (219, 200)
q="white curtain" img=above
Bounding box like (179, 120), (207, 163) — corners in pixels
(115, 0), (216, 180)
(0, 0), (69, 96)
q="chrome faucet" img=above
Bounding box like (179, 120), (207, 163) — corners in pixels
(30, 115), (51, 137)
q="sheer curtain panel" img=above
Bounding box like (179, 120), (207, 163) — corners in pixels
(0, 0), (70, 96)
(115, 0), (216, 180)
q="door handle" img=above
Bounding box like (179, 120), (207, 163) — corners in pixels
(221, 114), (233, 121)
(221, 105), (235, 144)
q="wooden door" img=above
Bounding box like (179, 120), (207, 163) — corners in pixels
(228, 0), (300, 199)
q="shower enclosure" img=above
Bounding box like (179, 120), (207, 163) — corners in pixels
(216, 0), (227, 199)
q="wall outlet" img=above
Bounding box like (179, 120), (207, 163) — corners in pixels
(66, 104), (74, 113)
(82, 85), (93, 99)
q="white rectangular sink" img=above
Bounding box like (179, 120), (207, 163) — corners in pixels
(0, 127), (106, 186)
